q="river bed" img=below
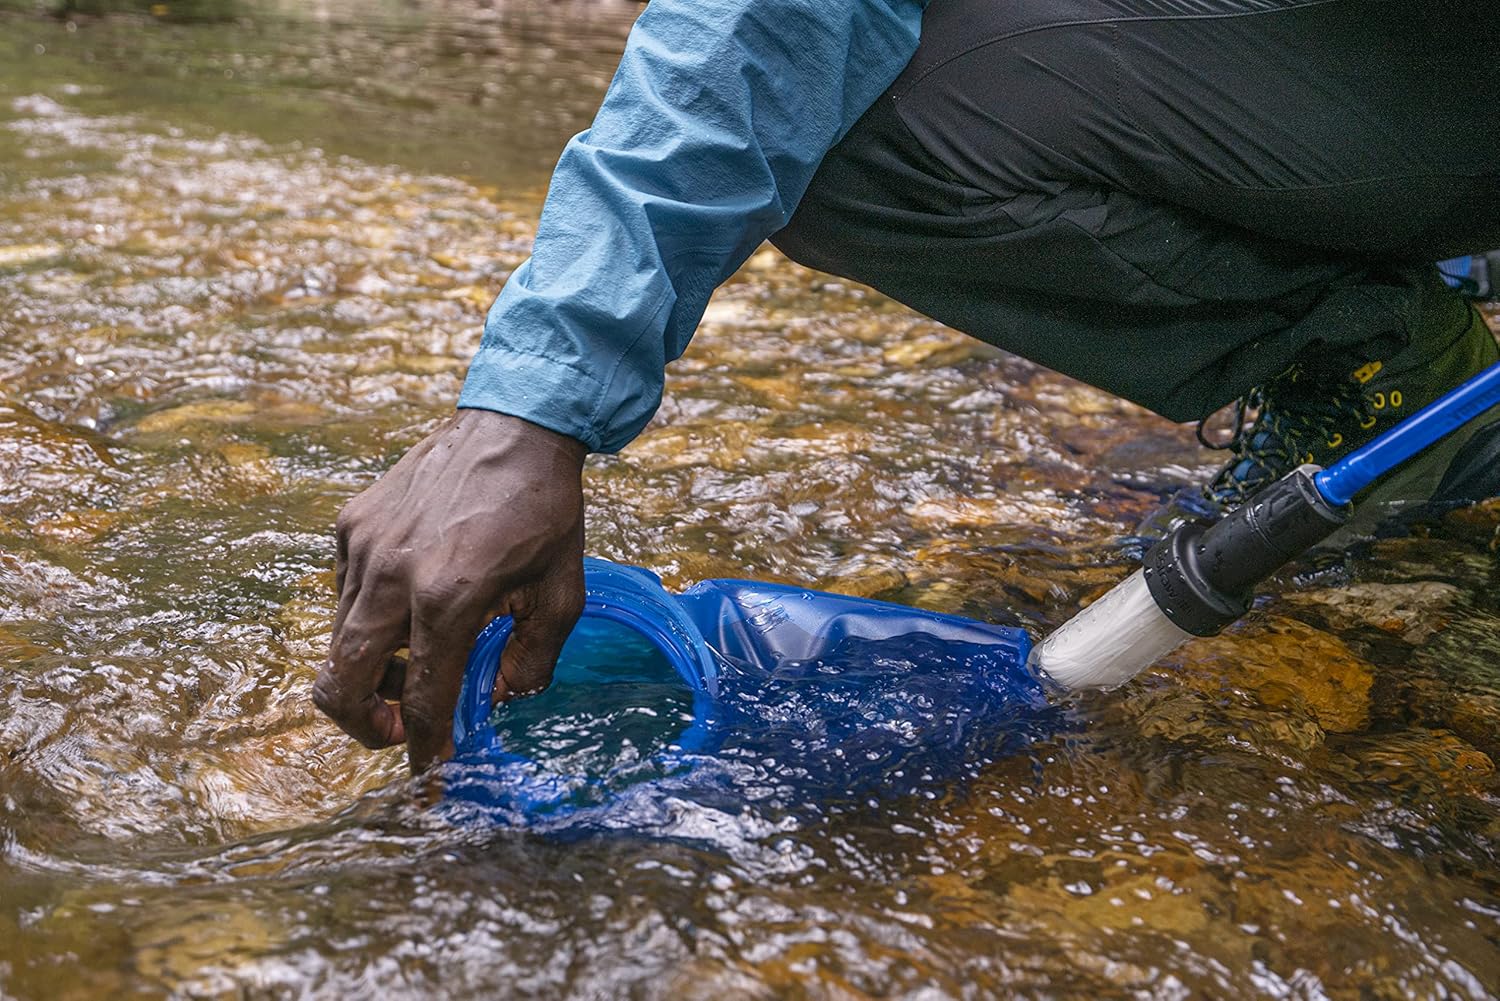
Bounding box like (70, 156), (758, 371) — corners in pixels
(1, 3), (1498, 998)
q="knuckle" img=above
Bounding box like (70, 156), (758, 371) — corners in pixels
(313, 673), (398, 750)
(557, 585), (586, 624)
(400, 692), (453, 732)
(367, 547), (411, 586)
(502, 640), (557, 694)
(330, 624), (377, 663)
(411, 578), (464, 622)
(351, 724), (394, 751)
(311, 673), (351, 718)
(334, 503), (360, 538)
(360, 549), (408, 594)
(504, 661), (554, 697)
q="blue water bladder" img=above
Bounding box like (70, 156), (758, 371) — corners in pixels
(450, 558), (1038, 821)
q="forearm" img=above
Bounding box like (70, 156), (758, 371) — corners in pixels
(459, 0), (926, 452)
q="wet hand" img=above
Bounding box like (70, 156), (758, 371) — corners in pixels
(315, 409), (587, 776)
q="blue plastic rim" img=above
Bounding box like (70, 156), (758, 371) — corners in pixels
(453, 559), (720, 759)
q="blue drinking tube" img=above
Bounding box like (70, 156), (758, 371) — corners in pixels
(1314, 362), (1500, 506)
(1032, 361), (1500, 691)
(1438, 256), (1476, 291)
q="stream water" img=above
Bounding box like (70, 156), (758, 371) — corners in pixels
(2, 3), (1498, 997)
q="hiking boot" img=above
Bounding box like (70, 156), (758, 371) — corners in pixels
(1201, 302), (1500, 513)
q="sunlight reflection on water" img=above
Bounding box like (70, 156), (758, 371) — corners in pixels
(1, 3), (1498, 998)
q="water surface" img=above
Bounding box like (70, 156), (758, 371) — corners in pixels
(2, 3), (1498, 997)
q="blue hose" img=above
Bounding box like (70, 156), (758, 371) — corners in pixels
(1315, 362), (1500, 507)
(1438, 256), (1475, 290)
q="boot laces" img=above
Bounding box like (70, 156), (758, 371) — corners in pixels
(1198, 363), (1374, 507)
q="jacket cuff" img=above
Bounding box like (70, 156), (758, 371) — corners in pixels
(457, 345), (609, 452)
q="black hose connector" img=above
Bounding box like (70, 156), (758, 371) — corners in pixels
(1143, 465), (1351, 637)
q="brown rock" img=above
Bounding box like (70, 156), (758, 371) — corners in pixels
(0, 625), (46, 661)
(624, 420), (768, 472)
(1117, 685), (1327, 752)
(883, 332), (989, 368)
(31, 508), (121, 544)
(741, 247), (783, 273)
(1357, 729), (1495, 792)
(1166, 616), (1375, 733)
(1447, 690), (1500, 758)
(1280, 582), (1462, 644)
(133, 400), (258, 433)
(441, 284), (497, 312)
(699, 298), (754, 326)
(732, 373), (803, 405)
(0, 243), (62, 267)
(1125, 687), (1219, 743)
(995, 872), (1209, 943)
(1444, 497), (1500, 550)
(393, 353), (465, 375)
(907, 496), (1071, 534)
(823, 565), (908, 600)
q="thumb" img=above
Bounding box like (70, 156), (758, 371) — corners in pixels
(494, 562), (585, 704)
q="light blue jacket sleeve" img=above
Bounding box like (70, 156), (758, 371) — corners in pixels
(458, 0), (926, 452)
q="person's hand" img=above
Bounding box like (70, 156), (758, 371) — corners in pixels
(314, 409), (587, 776)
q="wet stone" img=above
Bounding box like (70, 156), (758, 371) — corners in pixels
(1279, 581), (1462, 645)
(213, 441), (284, 493)
(882, 331), (995, 368)
(822, 564), (909, 600)
(0, 242), (63, 267)
(1163, 616), (1375, 733)
(132, 399), (259, 433)
(1443, 497), (1500, 550)
(441, 284), (498, 312)
(31, 507), (122, 544)
(1353, 729), (1496, 793)
(129, 898), (285, 991)
(1118, 685), (1327, 754)
(1447, 691), (1500, 759)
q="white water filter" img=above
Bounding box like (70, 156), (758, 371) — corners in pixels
(1027, 570), (1194, 691)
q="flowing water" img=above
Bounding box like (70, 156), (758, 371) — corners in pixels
(481, 617), (698, 785)
(1, 3), (1498, 997)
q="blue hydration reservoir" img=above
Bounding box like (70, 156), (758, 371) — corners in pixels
(448, 558), (1041, 827)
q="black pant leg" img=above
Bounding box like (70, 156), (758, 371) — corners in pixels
(773, 0), (1499, 423)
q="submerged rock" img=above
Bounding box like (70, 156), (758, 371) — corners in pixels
(1447, 691), (1500, 759)
(822, 564), (909, 600)
(882, 332), (994, 368)
(1165, 616), (1375, 733)
(1280, 581), (1462, 645)
(133, 400), (259, 433)
(214, 441), (284, 494)
(129, 898), (286, 992)
(441, 284), (498, 313)
(0, 624), (47, 662)
(1003, 871), (1211, 938)
(0, 243), (63, 268)
(31, 507), (122, 544)
(1354, 728), (1496, 793)
(1444, 497), (1500, 551)
(1118, 685), (1327, 753)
